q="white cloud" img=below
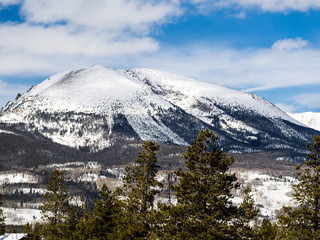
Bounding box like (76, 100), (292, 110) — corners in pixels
(0, 0), (20, 6)
(128, 44), (320, 92)
(293, 93), (320, 110)
(272, 37), (308, 51)
(0, 0), (180, 75)
(190, 0), (320, 12)
(20, 0), (181, 32)
(0, 23), (158, 57)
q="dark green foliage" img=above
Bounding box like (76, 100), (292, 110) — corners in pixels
(71, 196), (91, 240)
(22, 223), (42, 240)
(157, 129), (257, 239)
(73, 185), (121, 240)
(278, 135), (320, 239)
(117, 141), (163, 239)
(41, 170), (72, 239)
(236, 187), (259, 239)
(256, 218), (278, 240)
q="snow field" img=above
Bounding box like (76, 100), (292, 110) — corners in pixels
(0, 173), (38, 185)
(234, 170), (297, 219)
(3, 207), (42, 226)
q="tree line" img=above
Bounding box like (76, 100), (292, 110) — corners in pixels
(16, 129), (320, 239)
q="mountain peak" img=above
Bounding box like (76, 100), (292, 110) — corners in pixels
(0, 66), (318, 156)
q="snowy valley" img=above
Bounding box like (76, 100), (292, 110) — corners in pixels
(0, 161), (298, 228)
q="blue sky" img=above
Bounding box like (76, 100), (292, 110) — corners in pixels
(0, 0), (320, 113)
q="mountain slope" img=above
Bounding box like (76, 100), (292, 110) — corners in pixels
(0, 65), (318, 157)
(288, 112), (320, 131)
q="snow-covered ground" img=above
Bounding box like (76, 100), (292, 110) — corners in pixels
(77, 173), (106, 182)
(0, 173), (38, 185)
(3, 207), (42, 225)
(46, 161), (101, 170)
(234, 170), (297, 219)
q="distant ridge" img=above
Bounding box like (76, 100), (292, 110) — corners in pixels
(288, 112), (320, 131)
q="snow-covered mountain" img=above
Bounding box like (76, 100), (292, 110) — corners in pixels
(288, 112), (320, 131)
(0, 65), (318, 156)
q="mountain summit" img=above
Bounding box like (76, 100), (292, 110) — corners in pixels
(0, 65), (318, 157)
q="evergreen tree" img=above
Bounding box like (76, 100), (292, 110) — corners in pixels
(41, 169), (71, 239)
(278, 135), (320, 239)
(236, 187), (259, 239)
(256, 218), (278, 240)
(71, 196), (91, 240)
(117, 141), (163, 239)
(159, 129), (257, 239)
(0, 194), (5, 235)
(73, 184), (122, 240)
(22, 223), (42, 240)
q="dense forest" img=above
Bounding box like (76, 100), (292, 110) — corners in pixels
(1, 129), (319, 239)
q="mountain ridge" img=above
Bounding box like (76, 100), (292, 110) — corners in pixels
(0, 65), (318, 158)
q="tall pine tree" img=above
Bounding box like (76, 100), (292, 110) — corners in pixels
(73, 184), (122, 240)
(41, 170), (72, 240)
(279, 135), (320, 239)
(117, 141), (163, 239)
(159, 129), (257, 239)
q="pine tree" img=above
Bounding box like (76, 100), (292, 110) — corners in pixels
(41, 170), (71, 240)
(278, 135), (320, 239)
(73, 184), (122, 240)
(236, 187), (259, 239)
(256, 218), (278, 240)
(71, 196), (91, 240)
(0, 194), (5, 235)
(22, 223), (42, 240)
(117, 141), (163, 239)
(160, 129), (256, 239)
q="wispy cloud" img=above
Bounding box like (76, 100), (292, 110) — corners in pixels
(0, 0), (20, 6)
(275, 103), (298, 113)
(272, 37), (308, 51)
(189, 0), (320, 12)
(293, 92), (320, 110)
(129, 40), (320, 93)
